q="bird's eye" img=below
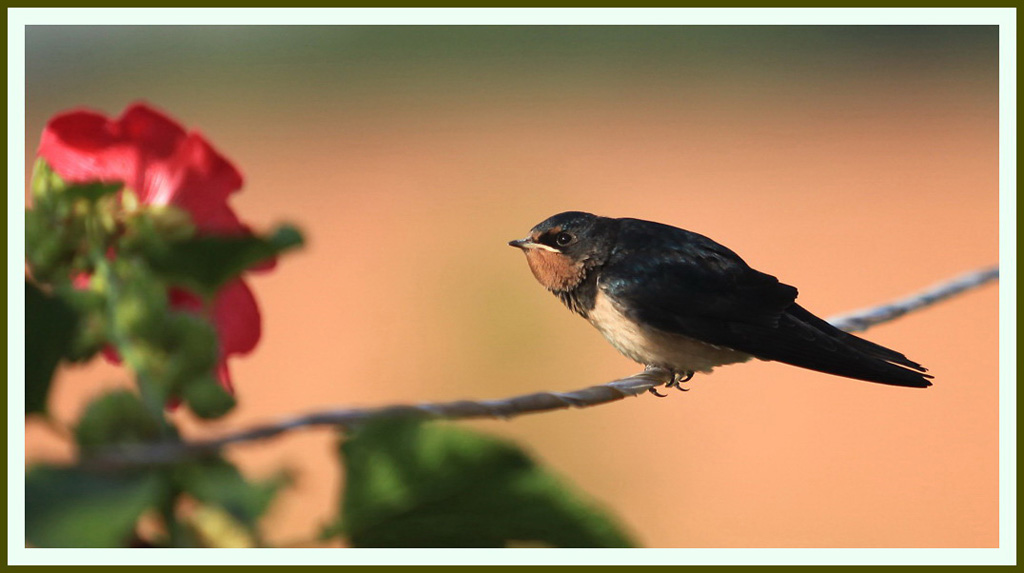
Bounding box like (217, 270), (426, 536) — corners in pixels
(555, 232), (574, 247)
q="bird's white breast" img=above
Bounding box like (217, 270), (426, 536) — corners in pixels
(587, 289), (752, 373)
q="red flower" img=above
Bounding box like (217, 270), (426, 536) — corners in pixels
(38, 103), (264, 395)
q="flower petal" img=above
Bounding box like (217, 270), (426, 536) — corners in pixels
(37, 103), (246, 234)
(211, 279), (262, 357)
(215, 361), (235, 395)
(167, 287), (205, 314)
(168, 281), (261, 358)
(38, 108), (140, 188)
(141, 132), (245, 231)
(118, 103), (187, 160)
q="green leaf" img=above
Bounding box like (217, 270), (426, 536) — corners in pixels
(144, 225), (303, 297)
(74, 390), (163, 453)
(335, 418), (636, 548)
(175, 457), (285, 527)
(25, 281), (79, 415)
(25, 465), (165, 548)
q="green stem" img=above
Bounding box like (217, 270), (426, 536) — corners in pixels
(92, 257), (171, 433)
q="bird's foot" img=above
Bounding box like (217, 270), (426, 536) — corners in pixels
(648, 386), (668, 397)
(645, 368), (694, 397)
(666, 370), (694, 392)
(644, 365), (669, 397)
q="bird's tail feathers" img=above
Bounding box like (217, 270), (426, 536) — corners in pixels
(742, 305), (933, 388)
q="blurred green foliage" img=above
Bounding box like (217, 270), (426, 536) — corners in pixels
(74, 390), (167, 454)
(172, 457), (288, 530)
(25, 466), (166, 548)
(145, 224), (303, 298)
(25, 161), (302, 547)
(24, 282), (77, 415)
(334, 418), (636, 548)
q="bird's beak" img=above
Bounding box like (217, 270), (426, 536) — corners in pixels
(508, 237), (560, 252)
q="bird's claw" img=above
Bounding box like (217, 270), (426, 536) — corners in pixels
(647, 369), (694, 397)
(665, 370), (695, 392)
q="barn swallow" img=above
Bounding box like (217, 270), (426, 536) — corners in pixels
(509, 211), (931, 395)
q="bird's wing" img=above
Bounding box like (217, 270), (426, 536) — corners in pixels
(599, 226), (931, 387)
(599, 234), (798, 340)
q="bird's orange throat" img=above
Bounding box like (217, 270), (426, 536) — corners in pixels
(522, 249), (586, 292)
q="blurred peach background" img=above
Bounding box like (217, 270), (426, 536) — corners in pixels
(24, 25), (999, 548)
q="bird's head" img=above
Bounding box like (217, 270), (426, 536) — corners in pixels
(509, 211), (615, 292)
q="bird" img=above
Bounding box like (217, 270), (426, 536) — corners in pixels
(509, 211), (932, 395)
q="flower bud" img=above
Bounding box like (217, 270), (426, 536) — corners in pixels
(121, 187), (140, 213)
(29, 159), (67, 204)
(25, 210), (77, 281)
(109, 260), (168, 340)
(55, 282), (109, 361)
(163, 313), (219, 380)
(180, 373), (236, 420)
(74, 390), (162, 453)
